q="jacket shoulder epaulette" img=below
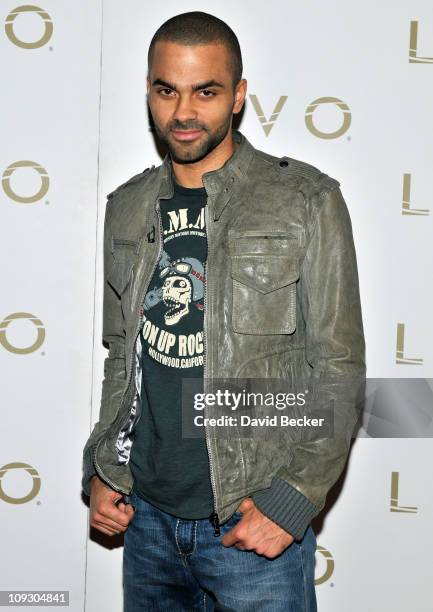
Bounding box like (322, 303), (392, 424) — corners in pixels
(107, 165), (155, 200)
(275, 155), (341, 193)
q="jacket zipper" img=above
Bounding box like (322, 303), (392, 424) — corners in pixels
(93, 200), (164, 493)
(203, 201), (220, 537)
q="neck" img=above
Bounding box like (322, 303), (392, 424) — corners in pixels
(171, 129), (238, 188)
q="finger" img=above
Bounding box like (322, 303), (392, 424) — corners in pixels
(221, 529), (242, 547)
(92, 520), (119, 536)
(93, 512), (129, 532)
(90, 519), (118, 535)
(92, 515), (121, 533)
(118, 502), (135, 517)
(98, 503), (130, 528)
(238, 497), (254, 513)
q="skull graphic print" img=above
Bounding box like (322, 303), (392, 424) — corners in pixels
(139, 182), (207, 370)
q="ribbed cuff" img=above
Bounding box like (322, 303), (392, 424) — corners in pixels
(251, 476), (319, 541)
(81, 444), (97, 497)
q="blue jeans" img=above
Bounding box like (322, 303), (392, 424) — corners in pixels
(123, 490), (317, 612)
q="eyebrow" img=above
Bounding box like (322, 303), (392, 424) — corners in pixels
(151, 78), (225, 91)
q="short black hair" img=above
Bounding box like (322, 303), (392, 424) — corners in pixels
(148, 11), (243, 88)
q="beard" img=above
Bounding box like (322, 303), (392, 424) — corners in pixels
(153, 111), (233, 164)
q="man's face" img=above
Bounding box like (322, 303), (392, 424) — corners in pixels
(147, 40), (246, 164)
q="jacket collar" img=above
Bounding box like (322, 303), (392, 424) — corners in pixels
(156, 128), (255, 220)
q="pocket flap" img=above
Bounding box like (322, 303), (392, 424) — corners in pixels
(230, 255), (300, 294)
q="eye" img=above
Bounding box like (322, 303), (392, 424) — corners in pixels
(157, 88), (174, 96)
(200, 89), (216, 97)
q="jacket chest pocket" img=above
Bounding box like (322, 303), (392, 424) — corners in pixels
(228, 231), (300, 335)
(106, 238), (140, 312)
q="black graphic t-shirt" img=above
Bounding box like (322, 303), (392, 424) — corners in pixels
(129, 178), (214, 519)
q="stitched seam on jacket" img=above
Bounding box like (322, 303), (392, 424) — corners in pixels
(235, 345), (305, 378)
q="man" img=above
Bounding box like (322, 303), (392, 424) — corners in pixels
(82, 10), (366, 612)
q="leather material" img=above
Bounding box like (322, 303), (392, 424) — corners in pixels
(81, 129), (366, 535)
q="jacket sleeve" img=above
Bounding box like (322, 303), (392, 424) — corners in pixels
(81, 196), (128, 497)
(251, 183), (366, 540)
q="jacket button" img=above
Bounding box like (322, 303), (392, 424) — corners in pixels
(279, 159), (289, 167)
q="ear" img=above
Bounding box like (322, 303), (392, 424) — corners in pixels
(233, 78), (247, 114)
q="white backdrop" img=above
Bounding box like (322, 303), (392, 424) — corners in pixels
(1, 1), (432, 611)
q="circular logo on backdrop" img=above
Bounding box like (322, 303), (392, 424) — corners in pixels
(0, 312), (45, 354)
(315, 545), (335, 585)
(305, 97), (351, 139)
(0, 462), (41, 504)
(2, 161), (49, 203)
(5, 5), (53, 49)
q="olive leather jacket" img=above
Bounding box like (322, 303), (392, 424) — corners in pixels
(81, 128), (366, 541)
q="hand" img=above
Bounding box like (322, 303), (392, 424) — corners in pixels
(89, 475), (135, 536)
(221, 497), (295, 559)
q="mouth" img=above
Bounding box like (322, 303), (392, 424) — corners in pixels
(163, 296), (183, 318)
(171, 129), (203, 142)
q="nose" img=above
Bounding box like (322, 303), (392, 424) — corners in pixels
(172, 94), (198, 127)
